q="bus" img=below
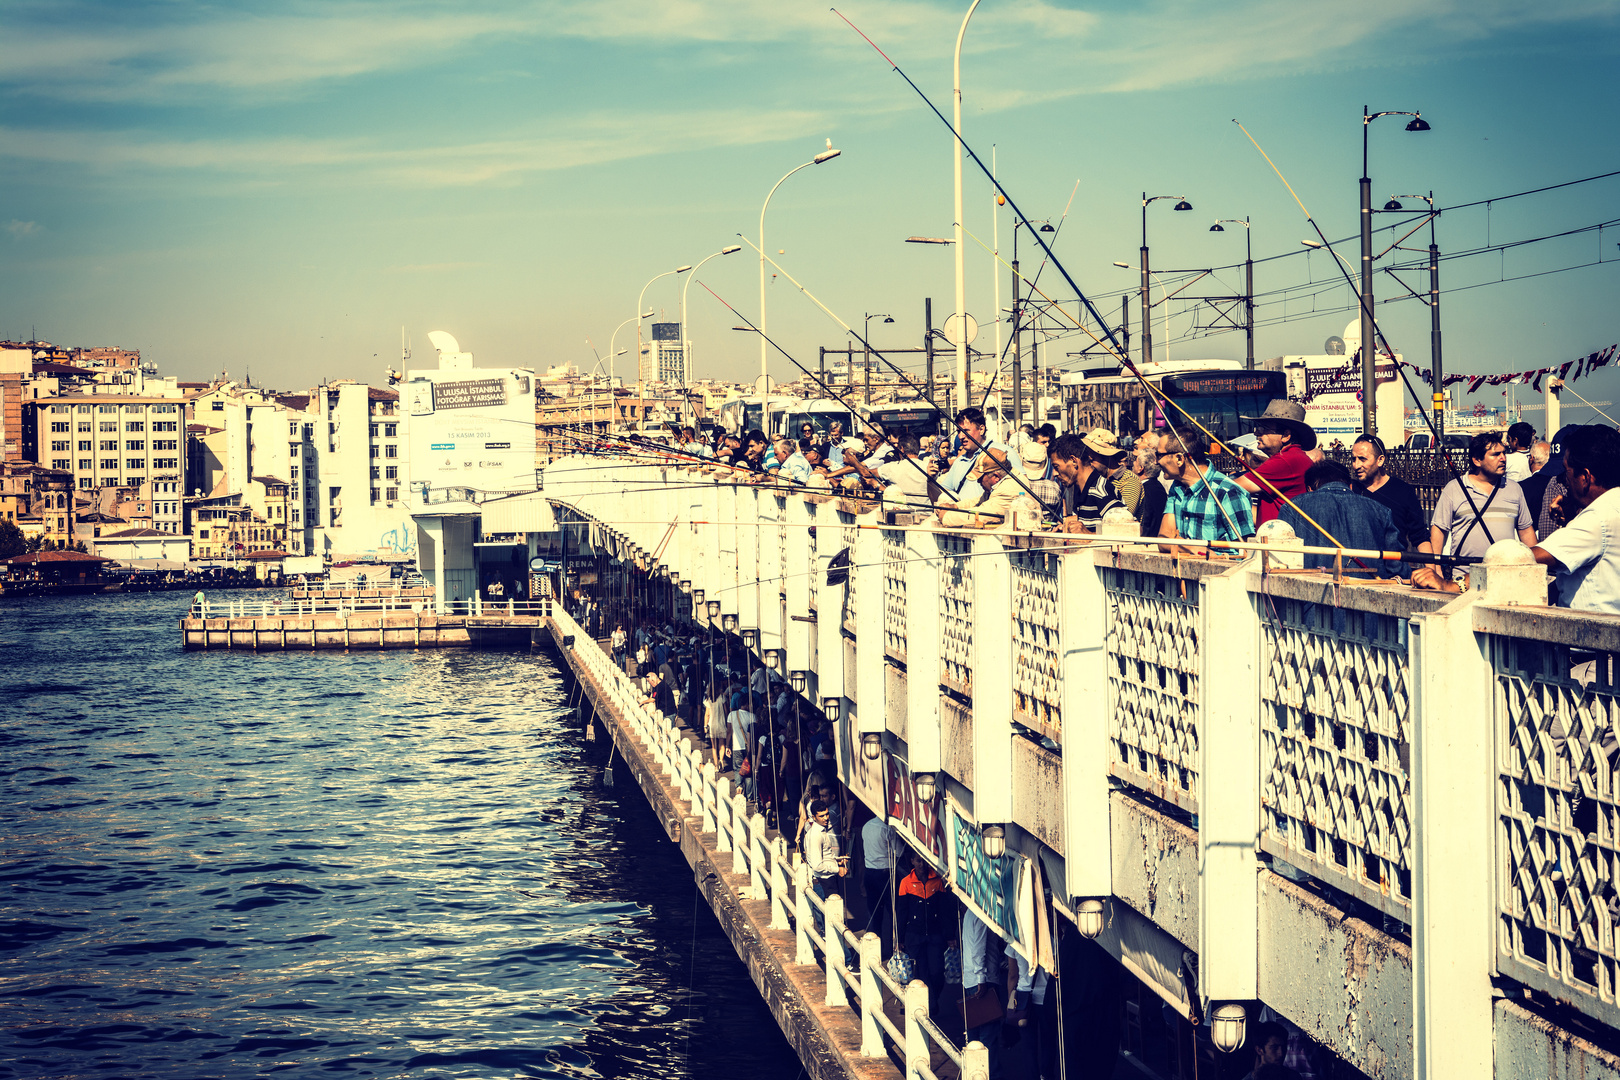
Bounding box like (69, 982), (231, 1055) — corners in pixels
(856, 403), (946, 443)
(1061, 361), (1286, 446)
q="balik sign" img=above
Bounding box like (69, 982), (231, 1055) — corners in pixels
(885, 758), (945, 867)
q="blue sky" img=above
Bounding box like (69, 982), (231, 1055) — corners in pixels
(2, 0), (1617, 428)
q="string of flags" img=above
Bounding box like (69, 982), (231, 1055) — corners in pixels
(1301, 344), (1617, 402)
(1404, 344), (1617, 395)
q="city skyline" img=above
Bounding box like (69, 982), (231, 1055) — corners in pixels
(2, 0), (1617, 418)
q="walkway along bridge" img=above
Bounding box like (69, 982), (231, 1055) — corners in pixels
(541, 454), (1620, 1080)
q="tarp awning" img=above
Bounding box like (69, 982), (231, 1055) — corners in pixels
(479, 492), (557, 533)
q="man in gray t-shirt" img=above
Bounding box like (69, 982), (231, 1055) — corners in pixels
(1429, 433), (1537, 562)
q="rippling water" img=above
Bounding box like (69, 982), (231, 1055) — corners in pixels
(0, 592), (801, 1079)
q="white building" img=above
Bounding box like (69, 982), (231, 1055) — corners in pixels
(404, 331), (536, 609)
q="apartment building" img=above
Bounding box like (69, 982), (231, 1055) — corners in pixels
(32, 398), (186, 524)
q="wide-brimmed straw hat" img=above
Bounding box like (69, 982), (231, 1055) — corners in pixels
(1081, 428), (1127, 460)
(1241, 399), (1318, 451)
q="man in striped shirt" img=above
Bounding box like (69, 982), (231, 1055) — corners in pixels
(1156, 427), (1255, 552)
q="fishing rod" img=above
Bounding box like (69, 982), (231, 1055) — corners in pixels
(698, 276), (1065, 519)
(1231, 118), (1486, 543)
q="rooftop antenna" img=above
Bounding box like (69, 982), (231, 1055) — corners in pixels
(401, 326), (411, 364)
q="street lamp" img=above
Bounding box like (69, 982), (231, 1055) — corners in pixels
(760, 143), (842, 434)
(1139, 194), (1193, 367)
(1209, 218), (1254, 369)
(1359, 106), (1431, 436)
(608, 312), (654, 430)
(637, 265), (693, 411)
(680, 245), (743, 418)
(863, 313), (894, 405)
(952, 0), (984, 414)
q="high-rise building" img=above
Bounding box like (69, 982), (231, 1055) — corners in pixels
(642, 322), (684, 386)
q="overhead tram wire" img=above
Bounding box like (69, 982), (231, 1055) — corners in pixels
(1231, 118), (1485, 553)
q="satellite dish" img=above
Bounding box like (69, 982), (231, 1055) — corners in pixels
(942, 313), (979, 347)
(427, 330), (460, 354)
(1324, 336), (1346, 356)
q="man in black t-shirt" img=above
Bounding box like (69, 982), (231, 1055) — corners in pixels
(1349, 434), (1428, 552)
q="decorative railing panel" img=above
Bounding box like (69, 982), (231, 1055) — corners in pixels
(1493, 634), (1620, 1027)
(807, 502), (819, 613)
(1010, 550), (1061, 743)
(939, 533), (974, 697)
(840, 512), (860, 637)
(883, 529), (907, 663)
(1104, 568), (1201, 811)
(1260, 598), (1412, 919)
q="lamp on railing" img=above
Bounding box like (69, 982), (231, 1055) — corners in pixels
(723, 613), (739, 634)
(707, 599), (722, 622)
(981, 824), (1006, 858)
(913, 772), (936, 803)
(764, 648), (780, 671)
(679, 580), (691, 595)
(742, 628), (757, 651)
(1211, 1004), (1248, 1053)
(1076, 899), (1105, 939)
(790, 670), (808, 694)
(821, 696), (841, 720)
(861, 732), (883, 761)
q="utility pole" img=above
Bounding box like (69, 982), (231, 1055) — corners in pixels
(1011, 258), (1022, 426)
(924, 299), (935, 406)
(1429, 193), (1444, 439)
(1121, 297), (1131, 364)
(1244, 222), (1255, 370)
(864, 334), (871, 405)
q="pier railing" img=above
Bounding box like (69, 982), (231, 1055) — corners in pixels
(550, 604), (990, 1080)
(189, 596), (551, 619)
(543, 453), (1620, 1075)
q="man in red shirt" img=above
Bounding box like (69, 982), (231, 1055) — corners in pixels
(1235, 399), (1317, 524)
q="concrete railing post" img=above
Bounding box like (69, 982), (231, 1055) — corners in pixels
(770, 837), (790, 930)
(702, 763), (718, 835)
(732, 793), (749, 876)
(749, 812), (769, 897)
(858, 932), (884, 1056)
(824, 893), (849, 1007)
(795, 858), (815, 964)
(961, 1040), (990, 1080)
(904, 979), (930, 1080)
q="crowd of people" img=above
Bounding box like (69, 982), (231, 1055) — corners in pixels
(646, 401), (1620, 612)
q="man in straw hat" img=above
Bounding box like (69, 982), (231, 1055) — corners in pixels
(1235, 399), (1318, 524)
(936, 444), (1051, 530)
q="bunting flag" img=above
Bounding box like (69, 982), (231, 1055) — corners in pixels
(1395, 344), (1617, 397)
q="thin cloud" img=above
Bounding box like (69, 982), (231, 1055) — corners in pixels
(6, 220), (42, 238)
(0, 107), (836, 188)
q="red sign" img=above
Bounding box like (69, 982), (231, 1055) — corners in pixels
(885, 757), (946, 866)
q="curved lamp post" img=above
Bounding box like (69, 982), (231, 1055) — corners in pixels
(1209, 218), (1254, 369)
(1359, 106), (1430, 435)
(680, 245), (743, 420)
(952, 0), (983, 414)
(760, 145), (841, 433)
(637, 266), (692, 410)
(1139, 194), (1193, 367)
(608, 311), (654, 431)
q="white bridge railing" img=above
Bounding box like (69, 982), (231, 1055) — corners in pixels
(551, 605), (989, 1080)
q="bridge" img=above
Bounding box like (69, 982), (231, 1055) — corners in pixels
(540, 452), (1620, 1080)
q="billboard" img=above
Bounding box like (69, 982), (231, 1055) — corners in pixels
(405, 369), (535, 499)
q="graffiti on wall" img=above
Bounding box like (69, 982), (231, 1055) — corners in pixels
(951, 812), (1021, 944)
(885, 757), (946, 867)
(378, 523), (416, 558)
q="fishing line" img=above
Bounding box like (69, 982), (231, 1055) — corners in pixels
(1232, 117), (1484, 555)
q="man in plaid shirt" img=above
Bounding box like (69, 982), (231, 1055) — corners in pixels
(1156, 427), (1255, 550)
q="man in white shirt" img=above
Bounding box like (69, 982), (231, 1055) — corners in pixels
(727, 695), (757, 793)
(805, 800), (858, 969)
(1533, 424), (1620, 615)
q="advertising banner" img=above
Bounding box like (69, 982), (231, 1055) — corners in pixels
(884, 757), (946, 870)
(949, 808), (1035, 959)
